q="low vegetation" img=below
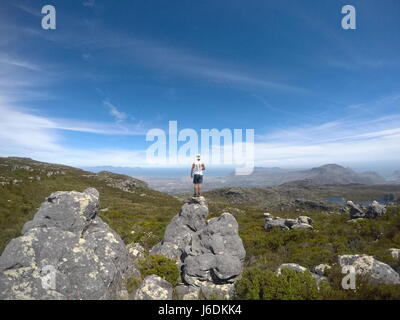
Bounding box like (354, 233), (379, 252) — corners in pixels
(235, 268), (320, 300)
(235, 266), (400, 300)
(1, 157), (400, 300)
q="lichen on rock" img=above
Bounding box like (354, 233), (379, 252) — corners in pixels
(0, 188), (138, 300)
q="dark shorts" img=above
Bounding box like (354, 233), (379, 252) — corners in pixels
(193, 174), (203, 184)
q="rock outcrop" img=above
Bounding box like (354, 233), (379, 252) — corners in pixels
(276, 263), (308, 274)
(133, 275), (173, 300)
(389, 248), (400, 261)
(292, 199), (331, 211)
(0, 188), (137, 300)
(346, 201), (365, 219)
(95, 171), (148, 191)
(338, 254), (400, 284)
(264, 213), (314, 231)
(347, 200), (387, 220)
(150, 197), (246, 299)
(276, 263), (328, 287)
(313, 264), (331, 276)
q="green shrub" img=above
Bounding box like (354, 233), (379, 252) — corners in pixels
(125, 276), (142, 295)
(137, 254), (180, 286)
(235, 267), (320, 300)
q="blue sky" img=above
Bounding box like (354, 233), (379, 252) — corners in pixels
(0, 0), (399, 173)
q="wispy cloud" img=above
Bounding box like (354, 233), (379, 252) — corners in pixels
(347, 94), (400, 116)
(14, 3), (42, 17)
(103, 100), (127, 123)
(0, 55), (42, 72)
(82, 0), (96, 8)
(117, 37), (307, 93)
(16, 17), (307, 94)
(0, 102), (147, 136)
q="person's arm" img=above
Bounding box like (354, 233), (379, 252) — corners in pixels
(202, 163), (206, 171)
(190, 163), (195, 178)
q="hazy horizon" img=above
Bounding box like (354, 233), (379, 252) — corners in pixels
(80, 162), (400, 178)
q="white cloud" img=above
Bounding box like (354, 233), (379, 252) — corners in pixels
(253, 115), (400, 168)
(1, 101), (399, 169)
(0, 104), (61, 153)
(0, 103), (149, 167)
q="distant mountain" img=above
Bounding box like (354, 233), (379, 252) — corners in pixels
(230, 164), (386, 187)
(299, 164), (386, 185)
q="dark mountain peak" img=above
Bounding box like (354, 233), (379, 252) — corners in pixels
(310, 164), (348, 173)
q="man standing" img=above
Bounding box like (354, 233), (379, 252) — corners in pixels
(191, 154), (205, 197)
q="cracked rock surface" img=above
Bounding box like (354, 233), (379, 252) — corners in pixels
(150, 197), (246, 299)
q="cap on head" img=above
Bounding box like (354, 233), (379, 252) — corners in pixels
(196, 154), (201, 159)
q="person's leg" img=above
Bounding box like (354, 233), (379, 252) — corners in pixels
(193, 184), (197, 197)
(197, 175), (203, 196)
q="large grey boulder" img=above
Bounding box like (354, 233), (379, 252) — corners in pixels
(338, 254), (400, 284)
(150, 197), (208, 263)
(22, 188), (100, 234)
(0, 188), (137, 300)
(151, 197), (246, 299)
(133, 275), (173, 300)
(183, 212), (245, 286)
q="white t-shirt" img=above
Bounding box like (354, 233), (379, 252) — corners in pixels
(193, 160), (204, 175)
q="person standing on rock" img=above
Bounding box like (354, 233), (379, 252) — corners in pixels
(191, 154), (205, 197)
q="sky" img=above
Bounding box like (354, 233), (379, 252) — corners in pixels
(0, 0), (399, 174)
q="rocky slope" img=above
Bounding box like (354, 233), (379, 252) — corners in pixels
(0, 156), (180, 254)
